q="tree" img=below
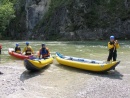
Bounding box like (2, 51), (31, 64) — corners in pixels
(0, 0), (15, 37)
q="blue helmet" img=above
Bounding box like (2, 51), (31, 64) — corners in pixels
(42, 43), (45, 46)
(16, 43), (19, 47)
(110, 36), (114, 40)
(26, 42), (29, 45)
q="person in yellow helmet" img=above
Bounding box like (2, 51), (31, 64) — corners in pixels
(22, 42), (34, 55)
(107, 36), (120, 62)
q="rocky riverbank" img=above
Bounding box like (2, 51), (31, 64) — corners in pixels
(0, 59), (130, 98)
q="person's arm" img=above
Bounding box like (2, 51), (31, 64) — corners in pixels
(19, 47), (22, 53)
(20, 47), (21, 51)
(116, 44), (120, 49)
(0, 45), (2, 49)
(47, 48), (50, 56)
(108, 42), (114, 49)
(30, 46), (34, 54)
(38, 49), (41, 59)
(115, 40), (120, 49)
(15, 47), (17, 52)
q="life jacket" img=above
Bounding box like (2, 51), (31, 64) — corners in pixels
(40, 48), (50, 58)
(15, 47), (21, 54)
(25, 46), (32, 55)
(108, 41), (117, 52)
(0, 44), (2, 49)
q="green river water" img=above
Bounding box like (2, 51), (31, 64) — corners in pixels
(0, 40), (130, 98)
(0, 40), (129, 63)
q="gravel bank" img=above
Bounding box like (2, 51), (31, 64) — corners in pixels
(0, 60), (130, 98)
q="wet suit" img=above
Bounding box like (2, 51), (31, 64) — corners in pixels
(107, 41), (120, 61)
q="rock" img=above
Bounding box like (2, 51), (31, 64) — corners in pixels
(8, 0), (50, 40)
(21, 88), (24, 90)
(0, 71), (3, 74)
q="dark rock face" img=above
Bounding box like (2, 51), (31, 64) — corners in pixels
(8, 0), (130, 40)
(36, 0), (130, 40)
(8, 0), (50, 40)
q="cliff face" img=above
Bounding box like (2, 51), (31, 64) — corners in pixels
(37, 0), (130, 40)
(8, 0), (50, 40)
(8, 0), (130, 40)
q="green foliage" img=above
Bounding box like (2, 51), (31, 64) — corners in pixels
(0, 0), (15, 36)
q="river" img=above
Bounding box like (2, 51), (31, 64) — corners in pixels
(0, 40), (130, 98)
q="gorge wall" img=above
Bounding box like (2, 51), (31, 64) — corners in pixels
(8, 0), (50, 40)
(8, 0), (130, 40)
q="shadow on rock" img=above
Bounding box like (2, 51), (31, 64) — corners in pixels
(0, 71), (3, 75)
(55, 64), (123, 80)
(20, 65), (50, 82)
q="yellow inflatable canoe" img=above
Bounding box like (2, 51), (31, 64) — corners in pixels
(24, 57), (53, 71)
(56, 52), (120, 72)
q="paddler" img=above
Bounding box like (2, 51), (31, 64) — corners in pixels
(107, 36), (120, 63)
(38, 44), (50, 59)
(22, 42), (34, 55)
(15, 43), (21, 54)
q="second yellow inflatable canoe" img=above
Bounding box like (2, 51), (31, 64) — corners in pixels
(56, 52), (120, 72)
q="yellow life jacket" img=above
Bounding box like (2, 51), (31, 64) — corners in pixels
(15, 47), (21, 54)
(25, 46), (32, 55)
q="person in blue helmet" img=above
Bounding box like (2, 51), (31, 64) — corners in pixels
(107, 36), (120, 64)
(22, 42), (34, 55)
(15, 43), (21, 54)
(38, 44), (50, 59)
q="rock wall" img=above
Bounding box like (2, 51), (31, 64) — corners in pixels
(33, 0), (130, 40)
(8, 0), (130, 40)
(8, 0), (50, 40)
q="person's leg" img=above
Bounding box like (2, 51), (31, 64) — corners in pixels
(107, 51), (113, 61)
(0, 49), (1, 54)
(113, 52), (117, 61)
(112, 52), (117, 70)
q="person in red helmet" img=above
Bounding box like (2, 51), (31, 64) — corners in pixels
(38, 44), (50, 59)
